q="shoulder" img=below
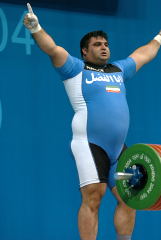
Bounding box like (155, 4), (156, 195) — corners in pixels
(112, 57), (136, 72)
(111, 57), (136, 80)
(56, 54), (84, 80)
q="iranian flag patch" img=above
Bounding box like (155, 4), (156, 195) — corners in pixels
(106, 86), (121, 93)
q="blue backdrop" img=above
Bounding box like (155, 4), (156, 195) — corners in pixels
(0, 1), (161, 239)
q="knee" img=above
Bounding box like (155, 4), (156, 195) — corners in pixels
(85, 192), (102, 212)
(81, 183), (106, 212)
(113, 187), (136, 214)
(117, 201), (136, 217)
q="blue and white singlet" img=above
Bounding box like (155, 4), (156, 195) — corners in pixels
(56, 54), (136, 188)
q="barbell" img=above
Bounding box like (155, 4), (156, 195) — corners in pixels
(115, 143), (161, 210)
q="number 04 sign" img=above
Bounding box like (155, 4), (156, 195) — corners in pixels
(0, 8), (34, 55)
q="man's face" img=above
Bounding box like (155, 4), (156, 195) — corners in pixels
(82, 36), (110, 65)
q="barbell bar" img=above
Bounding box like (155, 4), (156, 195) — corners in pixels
(114, 172), (134, 180)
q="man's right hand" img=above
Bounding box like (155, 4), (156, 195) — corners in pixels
(23, 3), (42, 33)
(23, 3), (68, 66)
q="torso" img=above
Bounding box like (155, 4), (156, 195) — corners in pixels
(63, 59), (130, 161)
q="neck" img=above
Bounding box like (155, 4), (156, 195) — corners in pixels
(83, 57), (108, 66)
(84, 61), (107, 68)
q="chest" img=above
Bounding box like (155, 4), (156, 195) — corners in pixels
(82, 69), (125, 96)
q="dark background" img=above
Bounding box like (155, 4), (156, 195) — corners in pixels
(1, 0), (118, 15)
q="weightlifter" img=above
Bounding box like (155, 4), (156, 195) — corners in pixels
(23, 3), (161, 240)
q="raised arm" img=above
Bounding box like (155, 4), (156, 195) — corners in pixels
(129, 32), (161, 71)
(23, 3), (68, 67)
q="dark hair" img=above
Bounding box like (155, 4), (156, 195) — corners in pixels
(80, 30), (108, 57)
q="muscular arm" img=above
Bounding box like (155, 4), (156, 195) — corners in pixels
(32, 29), (68, 67)
(129, 39), (160, 71)
(23, 3), (68, 67)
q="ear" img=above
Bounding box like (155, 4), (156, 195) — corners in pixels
(82, 48), (87, 56)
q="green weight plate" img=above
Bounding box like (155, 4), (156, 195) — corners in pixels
(116, 144), (161, 210)
(148, 196), (161, 210)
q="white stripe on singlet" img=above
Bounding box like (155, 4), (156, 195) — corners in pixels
(64, 72), (100, 187)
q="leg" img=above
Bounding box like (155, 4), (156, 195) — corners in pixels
(78, 183), (107, 240)
(112, 186), (136, 238)
(71, 140), (109, 239)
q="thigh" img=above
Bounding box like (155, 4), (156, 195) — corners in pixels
(71, 140), (110, 188)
